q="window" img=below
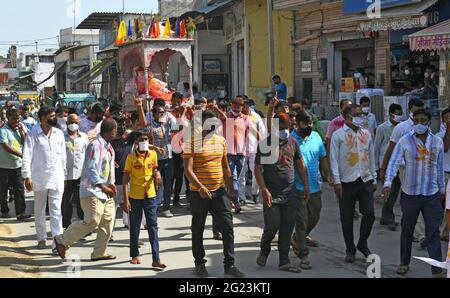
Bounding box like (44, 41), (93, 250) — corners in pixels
(39, 56), (54, 63)
(302, 78), (312, 102)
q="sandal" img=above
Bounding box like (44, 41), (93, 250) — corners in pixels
(91, 255), (117, 261)
(396, 264), (409, 275)
(279, 264), (301, 273)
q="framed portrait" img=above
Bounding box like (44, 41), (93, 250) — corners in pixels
(203, 59), (222, 73)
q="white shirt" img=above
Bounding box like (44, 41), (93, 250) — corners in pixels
(390, 118), (414, 144)
(361, 112), (377, 139)
(65, 131), (89, 180)
(437, 130), (450, 173)
(247, 111), (267, 155)
(330, 124), (377, 184)
(374, 120), (395, 169)
(22, 124), (67, 192)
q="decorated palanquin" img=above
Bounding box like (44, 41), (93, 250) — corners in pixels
(116, 15), (195, 110)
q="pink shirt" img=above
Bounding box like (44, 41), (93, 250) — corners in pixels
(222, 112), (250, 156)
(326, 115), (345, 140)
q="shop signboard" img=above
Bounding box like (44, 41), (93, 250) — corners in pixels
(359, 15), (428, 32)
(343, 0), (421, 15)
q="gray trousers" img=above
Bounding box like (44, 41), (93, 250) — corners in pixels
(293, 191), (322, 258)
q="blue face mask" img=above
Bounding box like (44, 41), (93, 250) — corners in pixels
(413, 124), (429, 135)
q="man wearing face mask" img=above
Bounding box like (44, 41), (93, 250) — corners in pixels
(374, 104), (403, 231)
(254, 113), (308, 274)
(56, 106), (69, 132)
(61, 114), (88, 229)
(380, 99), (426, 243)
(359, 97), (377, 139)
(22, 106), (66, 250)
(215, 96), (251, 209)
(79, 102), (105, 143)
(383, 109), (445, 278)
(290, 110), (333, 269)
(330, 104), (377, 263)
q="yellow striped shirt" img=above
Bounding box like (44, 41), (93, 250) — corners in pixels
(183, 133), (226, 191)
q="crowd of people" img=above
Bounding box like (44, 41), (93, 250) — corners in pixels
(0, 88), (449, 278)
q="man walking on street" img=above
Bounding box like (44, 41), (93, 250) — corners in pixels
(290, 110), (333, 269)
(0, 108), (30, 220)
(62, 114), (88, 229)
(254, 113), (309, 273)
(54, 119), (118, 261)
(330, 104), (377, 262)
(383, 109), (445, 277)
(22, 106), (66, 249)
(183, 109), (245, 278)
(374, 103), (403, 231)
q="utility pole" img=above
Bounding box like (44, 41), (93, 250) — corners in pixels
(35, 41), (39, 63)
(267, 0), (275, 84)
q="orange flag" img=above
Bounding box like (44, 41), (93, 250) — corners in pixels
(180, 19), (187, 38)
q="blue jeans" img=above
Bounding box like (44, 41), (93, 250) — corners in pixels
(227, 154), (245, 202)
(400, 192), (443, 274)
(156, 158), (174, 211)
(129, 197), (160, 261)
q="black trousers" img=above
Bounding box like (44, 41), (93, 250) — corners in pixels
(260, 192), (296, 266)
(340, 178), (375, 255)
(191, 187), (235, 268)
(172, 153), (190, 204)
(0, 168), (26, 215)
(381, 175), (401, 224)
(61, 179), (83, 229)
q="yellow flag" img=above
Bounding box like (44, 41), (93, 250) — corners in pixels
(163, 19), (171, 38)
(115, 20), (126, 45)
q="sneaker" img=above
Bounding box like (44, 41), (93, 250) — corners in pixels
(224, 266), (245, 278)
(213, 232), (223, 241)
(256, 252), (268, 267)
(161, 210), (174, 218)
(193, 264), (209, 278)
(345, 253), (356, 263)
(356, 245), (372, 258)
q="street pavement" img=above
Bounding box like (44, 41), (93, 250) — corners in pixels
(0, 184), (447, 278)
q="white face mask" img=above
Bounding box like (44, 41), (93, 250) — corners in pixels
(409, 112), (414, 119)
(392, 115), (402, 123)
(424, 73), (430, 78)
(67, 123), (79, 132)
(138, 141), (149, 152)
(404, 69), (410, 75)
(231, 110), (241, 117)
(362, 107), (370, 114)
(276, 129), (290, 140)
(352, 116), (364, 127)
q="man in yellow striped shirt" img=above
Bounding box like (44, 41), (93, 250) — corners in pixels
(183, 109), (245, 278)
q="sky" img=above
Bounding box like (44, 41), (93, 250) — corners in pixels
(0, 0), (159, 56)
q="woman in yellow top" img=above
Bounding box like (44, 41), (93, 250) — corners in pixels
(123, 129), (165, 268)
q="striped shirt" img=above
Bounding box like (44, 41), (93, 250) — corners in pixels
(183, 133), (227, 192)
(384, 131), (445, 196)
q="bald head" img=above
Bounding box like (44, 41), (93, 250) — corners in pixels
(100, 118), (117, 142)
(67, 113), (79, 125)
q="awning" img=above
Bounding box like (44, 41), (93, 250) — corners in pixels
(67, 66), (89, 81)
(73, 58), (116, 84)
(409, 19), (450, 51)
(181, 0), (235, 19)
(354, 0), (438, 32)
(34, 61), (67, 87)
